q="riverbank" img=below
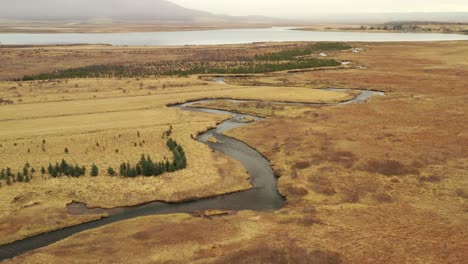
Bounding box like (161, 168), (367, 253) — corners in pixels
(1, 41), (467, 263)
(0, 72), (352, 247)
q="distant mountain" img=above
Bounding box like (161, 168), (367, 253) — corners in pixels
(0, 0), (218, 21)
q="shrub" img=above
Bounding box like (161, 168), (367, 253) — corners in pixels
(456, 189), (468, 199)
(363, 159), (419, 176)
(108, 167), (116, 176)
(16, 172), (24, 182)
(309, 175), (336, 196)
(341, 188), (360, 203)
(90, 164), (99, 177)
(284, 185), (309, 197)
(418, 175), (442, 183)
(374, 192), (394, 203)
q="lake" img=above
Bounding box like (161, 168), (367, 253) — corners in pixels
(1, 27), (468, 46)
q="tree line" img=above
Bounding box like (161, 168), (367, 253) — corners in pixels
(0, 137), (187, 187)
(119, 138), (187, 177)
(254, 42), (352, 61)
(21, 48), (344, 81)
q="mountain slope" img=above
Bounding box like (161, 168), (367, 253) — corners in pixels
(0, 0), (216, 21)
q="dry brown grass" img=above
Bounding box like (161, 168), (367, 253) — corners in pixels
(2, 41), (468, 264)
(0, 71), (348, 244)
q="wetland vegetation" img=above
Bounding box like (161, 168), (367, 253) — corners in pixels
(0, 127), (187, 187)
(0, 41), (467, 264)
(20, 43), (349, 80)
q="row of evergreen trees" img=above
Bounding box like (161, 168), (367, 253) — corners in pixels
(255, 42), (352, 61)
(21, 56), (341, 80)
(0, 164), (34, 186)
(47, 159), (87, 178)
(0, 137), (187, 187)
(119, 138), (187, 177)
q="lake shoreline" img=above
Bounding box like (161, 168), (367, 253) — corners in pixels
(2, 27), (468, 46)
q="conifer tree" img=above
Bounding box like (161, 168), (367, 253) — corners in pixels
(120, 162), (127, 176)
(17, 172), (24, 182)
(90, 164), (99, 177)
(108, 167), (116, 176)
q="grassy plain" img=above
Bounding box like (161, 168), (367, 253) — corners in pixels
(1, 41), (467, 263)
(0, 70), (350, 244)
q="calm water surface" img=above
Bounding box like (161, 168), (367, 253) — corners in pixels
(1, 27), (468, 46)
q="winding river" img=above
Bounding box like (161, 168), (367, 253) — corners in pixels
(0, 88), (383, 261)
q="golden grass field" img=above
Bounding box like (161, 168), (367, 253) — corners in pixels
(1, 41), (467, 263)
(0, 72), (351, 245)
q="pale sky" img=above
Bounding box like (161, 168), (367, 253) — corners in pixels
(171, 0), (468, 17)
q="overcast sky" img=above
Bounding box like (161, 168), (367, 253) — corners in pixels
(171, 0), (468, 17)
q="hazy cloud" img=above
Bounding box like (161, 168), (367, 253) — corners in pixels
(171, 0), (468, 17)
(0, 0), (467, 22)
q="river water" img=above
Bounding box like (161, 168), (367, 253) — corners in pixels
(1, 27), (468, 46)
(0, 89), (383, 260)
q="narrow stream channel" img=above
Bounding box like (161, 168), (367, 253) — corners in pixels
(0, 88), (384, 261)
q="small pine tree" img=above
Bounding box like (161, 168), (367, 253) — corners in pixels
(54, 163), (61, 177)
(17, 172), (24, 182)
(41, 166), (46, 174)
(64, 147), (69, 154)
(90, 164), (99, 177)
(31, 167), (36, 174)
(61, 159), (68, 172)
(107, 167), (116, 176)
(120, 162), (127, 177)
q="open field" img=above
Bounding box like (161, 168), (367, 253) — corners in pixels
(0, 72), (351, 245)
(0, 42), (354, 81)
(1, 41), (467, 263)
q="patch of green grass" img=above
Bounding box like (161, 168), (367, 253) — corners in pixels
(22, 58), (341, 80)
(255, 42), (352, 61)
